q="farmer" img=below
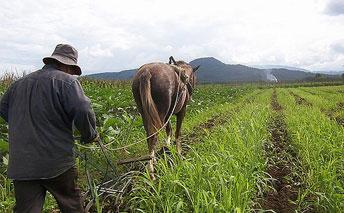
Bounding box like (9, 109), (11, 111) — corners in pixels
(0, 44), (98, 213)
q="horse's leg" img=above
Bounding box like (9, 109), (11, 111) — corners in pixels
(165, 120), (172, 146)
(175, 106), (186, 155)
(147, 135), (158, 180)
(141, 114), (159, 180)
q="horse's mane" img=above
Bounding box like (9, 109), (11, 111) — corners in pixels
(175, 61), (188, 66)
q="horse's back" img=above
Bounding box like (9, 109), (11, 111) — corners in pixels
(132, 62), (177, 119)
(134, 62), (174, 82)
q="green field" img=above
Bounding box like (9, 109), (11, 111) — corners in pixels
(0, 80), (343, 212)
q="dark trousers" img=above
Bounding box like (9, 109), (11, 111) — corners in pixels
(13, 167), (84, 213)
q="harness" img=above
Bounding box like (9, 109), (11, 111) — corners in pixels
(169, 64), (194, 96)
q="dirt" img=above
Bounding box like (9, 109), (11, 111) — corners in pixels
(261, 115), (300, 212)
(182, 115), (227, 145)
(271, 90), (283, 111)
(337, 102), (344, 109)
(257, 90), (310, 213)
(335, 117), (344, 127)
(323, 102), (344, 127)
(289, 92), (312, 106)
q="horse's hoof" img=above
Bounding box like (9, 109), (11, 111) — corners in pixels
(150, 174), (156, 181)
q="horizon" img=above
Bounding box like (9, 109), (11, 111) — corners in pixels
(1, 0), (344, 75)
(1, 56), (344, 76)
(85, 56), (344, 75)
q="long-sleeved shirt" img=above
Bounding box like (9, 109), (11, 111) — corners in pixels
(0, 64), (97, 180)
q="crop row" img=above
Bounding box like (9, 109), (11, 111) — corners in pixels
(0, 82), (343, 212)
(128, 90), (272, 212)
(277, 88), (344, 211)
(0, 82), (254, 212)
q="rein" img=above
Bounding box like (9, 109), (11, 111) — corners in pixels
(75, 69), (186, 208)
(75, 59), (193, 210)
(75, 67), (184, 152)
(169, 64), (194, 97)
(75, 71), (184, 208)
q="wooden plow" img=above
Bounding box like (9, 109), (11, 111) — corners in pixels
(76, 134), (173, 212)
(81, 153), (158, 212)
(116, 154), (152, 165)
(82, 170), (138, 213)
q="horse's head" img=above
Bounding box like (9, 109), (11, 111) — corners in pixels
(169, 56), (200, 91)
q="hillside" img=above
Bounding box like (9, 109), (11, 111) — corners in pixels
(252, 65), (310, 72)
(189, 57), (266, 82)
(86, 57), (340, 83)
(87, 69), (137, 80)
(268, 69), (314, 81)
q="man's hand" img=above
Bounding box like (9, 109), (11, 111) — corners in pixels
(92, 134), (101, 143)
(74, 133), (100, 144)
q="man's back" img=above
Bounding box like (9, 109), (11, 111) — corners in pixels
(0, 43), (97, 212)
(1, 64), (97, 180)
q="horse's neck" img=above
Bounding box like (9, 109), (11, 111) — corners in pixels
(170, 65), (189, 84)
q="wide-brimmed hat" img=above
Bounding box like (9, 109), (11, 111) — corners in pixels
(43, 44), (82, 75)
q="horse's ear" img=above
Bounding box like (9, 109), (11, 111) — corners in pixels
(169, 56), (177, 65)
(192, 65), (200, 72)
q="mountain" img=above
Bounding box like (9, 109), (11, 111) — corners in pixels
(252, 65), (310, 72)
(269, 68), (315, 81)
(85, 57), (340, 83)
(87, 69), (137, 80)
(315, 71), (344, 75)
(188, 57), (334, 82)
(189, 57), (266, 82)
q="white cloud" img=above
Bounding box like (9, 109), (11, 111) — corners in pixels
(0, 0), (344, 75)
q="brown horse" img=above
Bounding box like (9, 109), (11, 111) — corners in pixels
(132, 56), (199, 179)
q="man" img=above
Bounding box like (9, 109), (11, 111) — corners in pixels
(0, 44), (98, 212)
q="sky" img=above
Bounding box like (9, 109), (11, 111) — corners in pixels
(0, 0), (344, 75)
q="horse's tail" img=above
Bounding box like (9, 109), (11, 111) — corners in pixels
(139, 71), (163, 135)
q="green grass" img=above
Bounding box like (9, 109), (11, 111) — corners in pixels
(129, 90), (271, 212)
(277, 88), (344, 212)
(0, 79), (343, 212)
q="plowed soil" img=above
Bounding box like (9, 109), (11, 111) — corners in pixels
(290, 92), (312, 106)
(323, 102), (344, 127)
(258, 90), (305, 212)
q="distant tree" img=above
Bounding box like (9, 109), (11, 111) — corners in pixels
(342, 73), (344, 80)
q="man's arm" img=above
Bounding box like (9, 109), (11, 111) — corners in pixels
(0, 87), (12, 123)
(63, 80), (98, 144)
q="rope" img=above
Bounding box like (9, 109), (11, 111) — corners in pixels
(77, 142), (117, 209)
(84, 152), (96, 202)
(96, 139), (118, 172)
(75, 67), (191, 209)
(76, 66), (187, 152)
